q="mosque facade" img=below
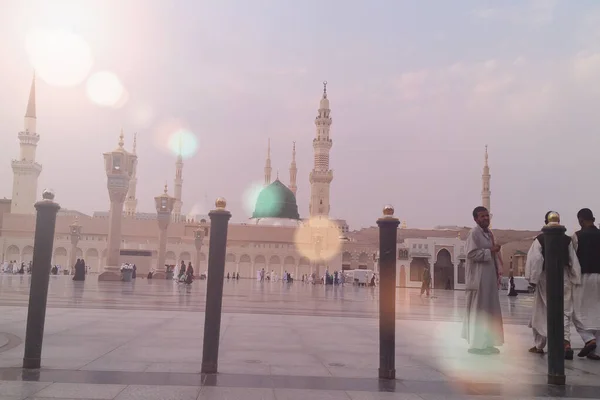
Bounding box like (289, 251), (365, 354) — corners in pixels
(1, 77), (519, 286)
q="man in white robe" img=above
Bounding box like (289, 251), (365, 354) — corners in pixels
(524, 211), (581, 359)
(462, 206), (504, 355)
(572, 208), (600, 360)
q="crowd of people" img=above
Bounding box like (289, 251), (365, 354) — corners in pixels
(1, 260), (31, 274)
(463, 206), (600, 362)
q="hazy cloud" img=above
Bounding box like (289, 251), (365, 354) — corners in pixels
(472, 0), (558, 27)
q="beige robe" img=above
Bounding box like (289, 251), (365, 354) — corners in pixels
(462, 225), (504, 349)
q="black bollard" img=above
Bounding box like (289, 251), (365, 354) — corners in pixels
(23, 190), (61, 369)
(377, 205), (400, 380)
(543, 212), (566, 386)
(201, 198), (231, 374)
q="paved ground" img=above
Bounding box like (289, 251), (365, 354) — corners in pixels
(0, 275), (599, 399)
(0, 275), (533, 323)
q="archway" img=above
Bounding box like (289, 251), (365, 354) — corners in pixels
(254, 255), (266, 279)
(53, 247), (68, 267)
(434, 249), (454, 289)
(342, 252), (352, 270)
(6, 245), (20, 262)
(225, 253), (236, 277)
(284, 256), (295, 278)
(399, 265), (406, 287)
(239, 254), (251, 278)
(22, 246), (34, 264)
(165, 251), (176, 266)
(358, 253), (369, 269)
(85, 248), (99, 273)
(180, 251), (192, 264)
(409, 257), (428, 282)
(269, 255), (281, 278)
(298, 256), (310, 278)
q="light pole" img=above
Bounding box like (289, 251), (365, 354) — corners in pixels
(153, 184), (176, 279)
(99, 131), (137, 281)
(194, 221), (206, 272)
(68, 218), (81, 275)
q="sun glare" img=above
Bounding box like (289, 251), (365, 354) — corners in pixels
(86, 71), (127, 108)
(25, 28), (93, 87)
(294, 218), (342, 262)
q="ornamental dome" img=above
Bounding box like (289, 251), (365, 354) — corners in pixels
(252, 179), (300, 220)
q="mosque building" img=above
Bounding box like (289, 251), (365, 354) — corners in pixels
(0, 76), (533, 286)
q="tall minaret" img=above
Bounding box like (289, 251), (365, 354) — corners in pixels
(11, 75), (42, 214)
(482, 145), (491, 215)
(289, 141), (297, 197)
(172, 137), (183, 222)
(309, 81), (333, 218)
(124, 132), (138, 216)
(264, 138), (272, 186)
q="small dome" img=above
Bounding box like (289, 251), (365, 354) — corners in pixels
(252, 179), (300, 220)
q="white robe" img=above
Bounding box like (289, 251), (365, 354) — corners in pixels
(524, 238), (581, 342)
(572, 233), (600, 332)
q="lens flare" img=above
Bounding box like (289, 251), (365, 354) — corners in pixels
(168, 129), (198, 159)
(430, 318), (511, 382)
(153, 119), (199, 159)
(242, 182), (265, 217)
(25, 28), (93, 87)
(86, 71), (127, 108)
(294, 217), (342, 262)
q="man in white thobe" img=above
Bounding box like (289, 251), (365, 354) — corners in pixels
(525, 211), (581, 359)
(572, 208), (600, 360)
(462, 206), (504, 355)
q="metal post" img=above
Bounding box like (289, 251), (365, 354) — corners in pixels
(201, 198), (231, 374)
(377, 205), (400, 380)
(23, 190), (61, 369)
(543, 211), (566, 386)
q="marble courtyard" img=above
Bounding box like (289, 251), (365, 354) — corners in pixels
(1, 276), (600, 400)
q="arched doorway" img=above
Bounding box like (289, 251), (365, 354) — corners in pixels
(239, 254), (251, 278)
(6, 245), (20, 262)
(399, 265), (406, 287)
(225, 253), (237, 277)
(53, 247), (68, 267)
(85, 248), (99, 273)
(342, 252), (352, 270)
(358, 253), (369, 269)
(434, 249), (454, 289)
(22, 246), (34, 264)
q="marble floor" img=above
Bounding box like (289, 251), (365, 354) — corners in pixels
(0, 276), (599, 400)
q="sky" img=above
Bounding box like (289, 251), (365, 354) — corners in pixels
(1, 0), (599, 232)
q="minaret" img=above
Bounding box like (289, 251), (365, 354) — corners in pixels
(124, 132), (138, 216)
(289, 141), (297, 197)
(264, 138), (272, 186)
(482, 145), (491, 215)
(11, 75), (42, 214)
(172, 137), (183, 222)
(309, 81), (333, 218)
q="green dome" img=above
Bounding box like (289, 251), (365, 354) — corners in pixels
(252, 179), (300, 220)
